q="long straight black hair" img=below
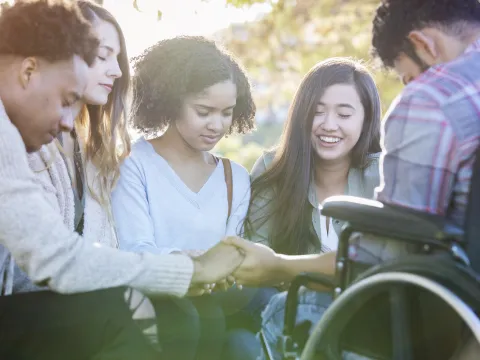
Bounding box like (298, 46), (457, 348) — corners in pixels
(244, 58), (381, 255)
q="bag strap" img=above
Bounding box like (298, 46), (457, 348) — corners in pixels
(221, 158), (233, 220)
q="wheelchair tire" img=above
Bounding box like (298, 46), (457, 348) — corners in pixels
(352, 255), (480, 312)
(301, 269), (480, 360)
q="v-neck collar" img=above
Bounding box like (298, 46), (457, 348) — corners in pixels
(143, 139), (222, 207)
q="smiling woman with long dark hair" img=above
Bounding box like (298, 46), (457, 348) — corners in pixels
(245, 57), (381, 257)
(225, 57), (382, 360)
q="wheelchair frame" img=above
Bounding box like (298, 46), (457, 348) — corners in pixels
(261, 218), (472, 360)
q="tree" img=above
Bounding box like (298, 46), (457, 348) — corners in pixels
(95, 0), (402, 112)
(216, 0), (402, 113)
(214, 136), (265, 171)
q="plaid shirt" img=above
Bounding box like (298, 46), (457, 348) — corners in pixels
(376, 38), (480, 227)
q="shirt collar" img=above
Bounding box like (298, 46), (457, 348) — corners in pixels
(464, 37), (480, 55)
(307, 170), (353, 208)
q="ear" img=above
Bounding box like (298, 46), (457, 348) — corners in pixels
(18, 57), (38, 89)
(407, 30), (438, 60)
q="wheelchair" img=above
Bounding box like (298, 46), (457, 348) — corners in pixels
(261, 151), (480, 360)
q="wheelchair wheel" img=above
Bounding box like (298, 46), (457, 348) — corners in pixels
(300, 259), (480, 360)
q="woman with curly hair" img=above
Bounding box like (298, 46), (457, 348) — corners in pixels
(111, 36), (256, 360)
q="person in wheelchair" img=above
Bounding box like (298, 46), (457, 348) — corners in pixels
(223, 58), (382, 360)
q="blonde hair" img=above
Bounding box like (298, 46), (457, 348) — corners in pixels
(76, 1), (131, 207)
(76, 100), (130, 207)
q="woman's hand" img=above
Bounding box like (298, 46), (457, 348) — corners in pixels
(187, 283), (214, 297)
(222, 236), (284, 287)
(211, 275), (242, 292)
(190, 242), (244, 286)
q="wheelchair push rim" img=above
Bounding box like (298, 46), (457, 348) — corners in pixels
(301, 272), (480, 360)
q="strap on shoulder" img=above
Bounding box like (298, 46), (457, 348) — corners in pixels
(221, 158), (233, 220)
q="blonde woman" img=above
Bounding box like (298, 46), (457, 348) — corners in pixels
(25, 0), (129, 255)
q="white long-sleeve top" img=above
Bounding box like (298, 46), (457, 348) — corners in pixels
(112, 138), (251, 254)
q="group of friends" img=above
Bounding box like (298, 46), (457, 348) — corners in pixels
(0, 0), (479, 359)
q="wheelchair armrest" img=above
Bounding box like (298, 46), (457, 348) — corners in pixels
(321, 196), (448, 244)
(443, 223), (465, 243)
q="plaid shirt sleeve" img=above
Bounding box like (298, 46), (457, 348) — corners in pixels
(375, 91), (459, 216)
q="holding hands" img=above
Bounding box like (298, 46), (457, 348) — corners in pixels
(222, 236), (285, 287)
(186, 236), (287, 295)
(188, 241), (244, 295)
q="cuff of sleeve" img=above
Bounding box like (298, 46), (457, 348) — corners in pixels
(136, 253), (194, 297)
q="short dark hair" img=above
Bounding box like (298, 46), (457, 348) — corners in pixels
(372, 0), (480, 68)
(0, 0), (99, 66)
(131, 36), (256, 136)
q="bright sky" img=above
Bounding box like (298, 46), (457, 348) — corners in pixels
(103, 0), (270, 57)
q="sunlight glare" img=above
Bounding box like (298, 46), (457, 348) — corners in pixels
(103, 0), (270, 57)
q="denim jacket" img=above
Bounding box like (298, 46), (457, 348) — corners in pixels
(248, 150), (381, 254)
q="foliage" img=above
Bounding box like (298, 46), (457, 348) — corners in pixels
(214, 135), (266, 171)
(210, 0), (404, 169)
(217, 0), (403, 113)
(98, 0), (402, 111)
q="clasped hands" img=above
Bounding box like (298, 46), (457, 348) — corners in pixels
(188, 236), (284, 296)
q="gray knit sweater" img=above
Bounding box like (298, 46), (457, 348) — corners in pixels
(0, 98), (194, 296)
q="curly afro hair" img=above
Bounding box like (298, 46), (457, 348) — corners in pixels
(372, 0), (480, 68)
(131, 36), (256, 136)
(0, 0), (99, 66)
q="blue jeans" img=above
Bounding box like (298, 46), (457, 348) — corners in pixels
(222, 287), (279, 360)
(259, 289), (333, 360)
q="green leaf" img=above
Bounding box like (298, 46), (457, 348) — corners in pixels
(133, 0), (139, 11)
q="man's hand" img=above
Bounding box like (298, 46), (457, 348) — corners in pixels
(190, 241), (244, 286)
(222, 236), (283, 287)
